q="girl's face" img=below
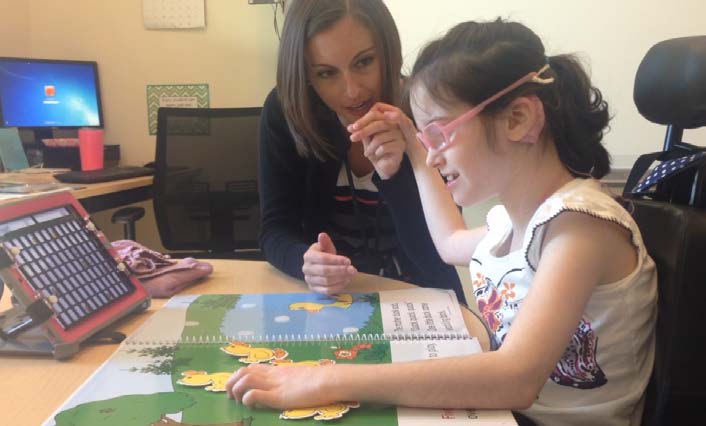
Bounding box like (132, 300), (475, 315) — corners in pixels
(411, 84), (511, 207)
(306, 15), (383, 125)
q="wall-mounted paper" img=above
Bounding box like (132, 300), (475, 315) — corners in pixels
(143, 0), (205, 29)
(146, 84), (210, 135)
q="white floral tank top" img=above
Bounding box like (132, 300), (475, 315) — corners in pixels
(469, 178), (657, 426)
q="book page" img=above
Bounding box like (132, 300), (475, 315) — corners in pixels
(42, 291), (515, 426)
(43, 336), (486, 426)
(127, 289), (469, 344)
(379, 288), (469, 336)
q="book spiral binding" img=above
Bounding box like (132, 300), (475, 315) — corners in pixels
(125, 332), (473, 346)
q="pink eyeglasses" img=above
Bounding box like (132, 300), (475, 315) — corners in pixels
(417, 64), (553, 151)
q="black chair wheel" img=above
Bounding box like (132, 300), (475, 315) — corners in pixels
(111, 207), (146, 240)
(111, 207), (145, 224)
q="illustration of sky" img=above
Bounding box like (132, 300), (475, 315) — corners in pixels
(220, 293), (374, 340)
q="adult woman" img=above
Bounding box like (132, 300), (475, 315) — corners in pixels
(258, 0), (462, 299)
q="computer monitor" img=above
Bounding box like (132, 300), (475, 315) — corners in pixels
(0, 57), (103, 137)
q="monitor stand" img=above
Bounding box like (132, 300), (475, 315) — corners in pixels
(31, 128), (54, 144)
(51, 128), (79, 139)
(18, 128), (81, 167)
(17, 128), (79, 145)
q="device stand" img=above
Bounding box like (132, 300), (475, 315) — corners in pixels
(0, 304), (55, 357)
(0, 303), (78, 359)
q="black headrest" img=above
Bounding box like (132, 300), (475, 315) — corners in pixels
(634, 36), (706, 129)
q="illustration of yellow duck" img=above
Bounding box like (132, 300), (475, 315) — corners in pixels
(220, 341), (289, 364)
(177, 370), (231, 392)
(281, 402), (361, 421)
(179, 369), (359, 421)
(288, 294), (354, 313)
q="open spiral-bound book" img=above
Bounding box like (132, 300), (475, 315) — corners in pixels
(43, 288), (516, 425)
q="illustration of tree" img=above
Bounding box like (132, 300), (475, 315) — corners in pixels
(357, 294), (379, 305)
(194, 294), (240, 310)
(358, 314), (383, 335)
(54, 392), (194, 426)
(357, 294), (383, 335)
(128, 345), (176, 359)
(360, 343), (390, 362)
(126, 345), (192, 375)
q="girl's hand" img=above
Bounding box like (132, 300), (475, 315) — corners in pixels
(379, 104), (429, 165)
(226, 363), (338, 409)
(303, 233), (357, 294)
(347, 103), (408, 179)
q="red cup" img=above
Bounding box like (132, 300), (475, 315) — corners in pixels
(78, 128), (104, 171)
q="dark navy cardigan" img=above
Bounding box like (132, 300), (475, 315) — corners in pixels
(257, 88), (464, 302)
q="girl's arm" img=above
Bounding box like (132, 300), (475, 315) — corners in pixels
(350, 104), (485, 266)
(226, 211), (633, 410)
(374, 156), (464, 298)
(405, 134), (487, 266)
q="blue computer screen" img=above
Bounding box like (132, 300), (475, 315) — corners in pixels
(0, 58), (102, 128)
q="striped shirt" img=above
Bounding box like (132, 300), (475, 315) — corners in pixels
(327, 165), (409, 280)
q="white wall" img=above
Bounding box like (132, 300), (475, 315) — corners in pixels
(386, 0), (706, 168)
(384, 0), (706, 295)
(0, 0), (30, 56)
(22, 0), (281, 166)
(9, 0), (704, 168)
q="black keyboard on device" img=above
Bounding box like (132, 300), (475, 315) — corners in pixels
(54, 166), (154, 184)
(3, 207), (135, 329)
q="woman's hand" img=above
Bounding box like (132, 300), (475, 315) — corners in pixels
(303, 233), (357, 294)
(226, 363), (339, 409)
(347, 103), (410, 179)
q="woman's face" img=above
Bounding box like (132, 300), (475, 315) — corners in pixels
(306, 15), (383, 125)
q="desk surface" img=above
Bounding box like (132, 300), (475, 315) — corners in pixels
(0, 172), (153, 209)
(0, 259), (494, 426)
(68, 175), (153, 200)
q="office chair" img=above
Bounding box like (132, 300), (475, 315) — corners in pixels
(622, 36), (706, 426)
(152, 107), (264, 260)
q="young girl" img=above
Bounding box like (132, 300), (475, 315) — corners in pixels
(226, 19), (657, 426)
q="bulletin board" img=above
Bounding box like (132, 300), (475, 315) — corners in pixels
(146, 84), (210, 135)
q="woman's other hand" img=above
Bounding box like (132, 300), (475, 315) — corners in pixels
(302, 233), (357, 294)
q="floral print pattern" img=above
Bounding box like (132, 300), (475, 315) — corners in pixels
(500, 282), (516, 300)
(477, 287), (503, 333)
(550, 319), (607, 389)
(470, 260), (606, 390)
